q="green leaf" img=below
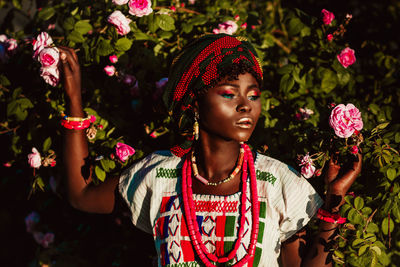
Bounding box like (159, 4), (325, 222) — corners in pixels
(190, 15), (208, 25)
(395, 132), (400, 143)
(354, 196), (365, 210)
(147, 14), (160, 33)
(42, 137), (52, 152)
(7, 100), (18, 116)
(366, 223), (379, 233)
(12, 0), (22, 9)
(115, 38), (133, 52)
(386, 168), (397, 181)
(321, 69), (338, 93)
(158, 14), (175, 31)
(352, 238), (365, 247)
(337, 71), (351, 86)
(182, 22), (193, 34)
(67, 30), (85, 43)
(370, 246), (381, 256)
(96, 39), (113, 56)
(358, 244), (369, 256)
(381, 217), (394, 235)
(277, 64), (294, 75)
(369, 103), (380, 115)
(0, 74), (11, 86)
(280, 74), (295, 93)
(94, 166), (106, 182)
(287, 18), (303, 36)
(63, 17), (75, 31)
(38, 7), (55, 21)
(376, 122), (389, 129)
(74, 20), (93, 35)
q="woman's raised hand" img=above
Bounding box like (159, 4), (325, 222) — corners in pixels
(324, 153), (362, 212)
(58, 47), (81, 102)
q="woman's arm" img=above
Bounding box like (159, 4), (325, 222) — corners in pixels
(60, 47), (119, 214)
(281, 153), (362, 267)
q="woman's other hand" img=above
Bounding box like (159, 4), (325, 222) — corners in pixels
(324, 152), (362, 212)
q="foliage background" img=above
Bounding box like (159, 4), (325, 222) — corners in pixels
(0, 0), (399, 266)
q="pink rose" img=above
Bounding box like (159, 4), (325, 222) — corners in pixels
(128, 0), (153, 17)
(107, 11), (132, 35)
(38, 47), (59, 67)
(350, 145), (358, 154)
(25, 211), (40, 233)
(327, 34), (333, 42)
(123, 74), (136, 85)
(109, 55), (118, 63)
(115, 142), (135, 162)
(301, 163), (316, 179)
(337, 47), (356, 68)
(33, 232), (54, 248)
(28, 147), (41, 169)
(0, 34), (7, 42)
(212, 28), (220, 34)
(298, 153), (315, 178)
(112, 0), (129, 5)
(6, 38), (17, 51)
(189, 0), (196, 4)
(40, 66), (59, 86)
(298, 107), (314, 120)
(217, 20), (238, 35)
(104, 65), (116, 76)
(33, 32), (53, 58)
(321, 9), (335, 25)
(329, 103), (363, 138)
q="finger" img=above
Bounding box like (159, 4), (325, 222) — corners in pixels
(59, 49), (73, 76)
(68, 47), (79, 62)
(332, 153), (362, 194)
(59, 48), (78, 74)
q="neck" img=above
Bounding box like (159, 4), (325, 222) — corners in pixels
(195, 130), (241, 183)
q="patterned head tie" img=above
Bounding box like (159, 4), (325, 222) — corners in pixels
(163, 34), (263, 157)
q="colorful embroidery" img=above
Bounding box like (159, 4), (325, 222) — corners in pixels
(256, 170), (277, 185)
(166, 262), (200, 267)
(194, 199), (238, 213)
(156, 167), (181, 178)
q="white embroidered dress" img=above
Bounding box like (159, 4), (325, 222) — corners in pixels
(119, 150), (323, 266)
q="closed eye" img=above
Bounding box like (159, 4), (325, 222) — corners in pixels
(248, 95), (260, 101)
(221, 93), (235, 99)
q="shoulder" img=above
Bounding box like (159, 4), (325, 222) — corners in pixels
(254, 152), (301, 185)
(119, 150), (183, 187)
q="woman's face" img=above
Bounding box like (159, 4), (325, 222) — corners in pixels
(197, 72), (261, 143)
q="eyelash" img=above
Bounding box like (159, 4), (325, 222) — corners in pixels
(221, 93), (260, 101)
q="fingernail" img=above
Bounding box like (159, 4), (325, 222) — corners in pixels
(61, 53), (66, 60)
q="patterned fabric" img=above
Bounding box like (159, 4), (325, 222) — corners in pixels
(119, 150), (323, 266)
(162, 34), (263, 157)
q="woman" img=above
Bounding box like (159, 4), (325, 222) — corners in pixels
(60, 34), (361, 266)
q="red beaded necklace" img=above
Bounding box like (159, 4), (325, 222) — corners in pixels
(181, 143), (260, 266)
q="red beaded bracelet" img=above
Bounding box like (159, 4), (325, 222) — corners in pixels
(317, 208), (347, 224)
(61, 114), (96, 130)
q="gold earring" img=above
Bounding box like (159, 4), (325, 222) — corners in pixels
(193, 112), (199, 140)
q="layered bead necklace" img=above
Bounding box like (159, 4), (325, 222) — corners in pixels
(181, 143), (260, 267)
(191, 144), (245, 186)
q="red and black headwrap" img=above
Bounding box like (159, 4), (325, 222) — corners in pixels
(163, 34), (263, 157)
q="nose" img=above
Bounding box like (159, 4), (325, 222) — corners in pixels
(236, 97), (251, 113)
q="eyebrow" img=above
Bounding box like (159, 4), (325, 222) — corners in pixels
(217, 83), (259, 89)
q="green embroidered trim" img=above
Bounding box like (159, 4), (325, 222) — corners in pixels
(155, 168), (180, 178)
(166, 262), (201, 267)
(256, 170), (277, 185)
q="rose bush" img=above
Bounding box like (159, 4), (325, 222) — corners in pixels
(1, 0), (399, 266)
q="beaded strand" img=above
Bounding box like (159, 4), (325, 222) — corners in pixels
(181, 143), (260, 266)
(191, 144), (245, 186)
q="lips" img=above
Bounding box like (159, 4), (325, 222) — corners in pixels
(236, 117), (253, 129)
